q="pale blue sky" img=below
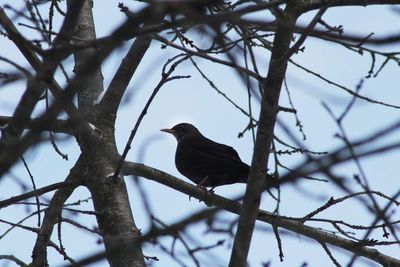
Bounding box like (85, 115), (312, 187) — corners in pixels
(0, 1), (399, 266)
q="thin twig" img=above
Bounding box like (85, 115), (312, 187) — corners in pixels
(113, 55), (190, 179)
(319, 241), (342, 267)
(272, 226), (284, 262)
(20, 156), (41, 226)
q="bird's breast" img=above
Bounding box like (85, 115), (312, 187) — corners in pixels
(175, 142), (205, 183)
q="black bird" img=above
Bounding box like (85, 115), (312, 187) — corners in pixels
(161, 123), (277, 188)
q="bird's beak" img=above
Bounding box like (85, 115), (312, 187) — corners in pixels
(160, 128), (175, 135)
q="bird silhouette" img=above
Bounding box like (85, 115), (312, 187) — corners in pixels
(161, 123), (278, 188)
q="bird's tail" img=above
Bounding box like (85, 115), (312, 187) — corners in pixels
(241, 172), (279, 189)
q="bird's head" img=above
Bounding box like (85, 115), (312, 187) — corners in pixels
(161, 123), (202, 141)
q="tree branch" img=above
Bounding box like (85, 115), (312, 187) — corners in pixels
(300, 0), (400, 12)
(0, 2), (84, 148)
(0, 181), (80, 209)
(155, 34), (262, 80)
(228, 4), (298, 266)
(0, 116), (74, 134)
(0, 5), (94, 139)
(67, 0), (104, 111)
(99, 28), (154, 120)
(286, 7), (327, 59)
(30, 159), (84, 267)
(0, 255), (28, 267)
(122, 161), (400, 266)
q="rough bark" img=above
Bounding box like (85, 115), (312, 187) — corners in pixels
(30, 161), (83, 267)
(67, 0), (104, 111)
(228, 5), (299, 267)
(66, 1), (146, 266)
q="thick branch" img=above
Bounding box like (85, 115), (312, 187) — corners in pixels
(0, 3), (100, 177)
(229, 5), (299, 267)
(86, 174), (146, 267)
(61, 2), (147, 266)
(0, 255), (28, 267)
(100, 30), (154, 120)
(0, 181), (80, 209)
(64, 203), (219, 267)
(122, 162), (400, 267)
(67, 0), (104, 111)
(55, 0), (285, 53)
(30, 159), (83, 267)
(0, 116), (73, 134)
(0, 2), (83, 148)
(300, 0), (400, 12)
(0, 5), (93, 139)
(0, 0), (159, 176)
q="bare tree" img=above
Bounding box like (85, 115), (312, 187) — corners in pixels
(0, 0), (399, 266)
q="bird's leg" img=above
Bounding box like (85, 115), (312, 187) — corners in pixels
(204, 187), (215, 207)
(208, 187), (215, 194)
(195, 176), (216, 204)
(197, 175), (210, 187)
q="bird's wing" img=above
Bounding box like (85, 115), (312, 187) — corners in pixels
(176, 136), (250, 186)
(211, 140), (242, 160)
(184, 137), (243, 162)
